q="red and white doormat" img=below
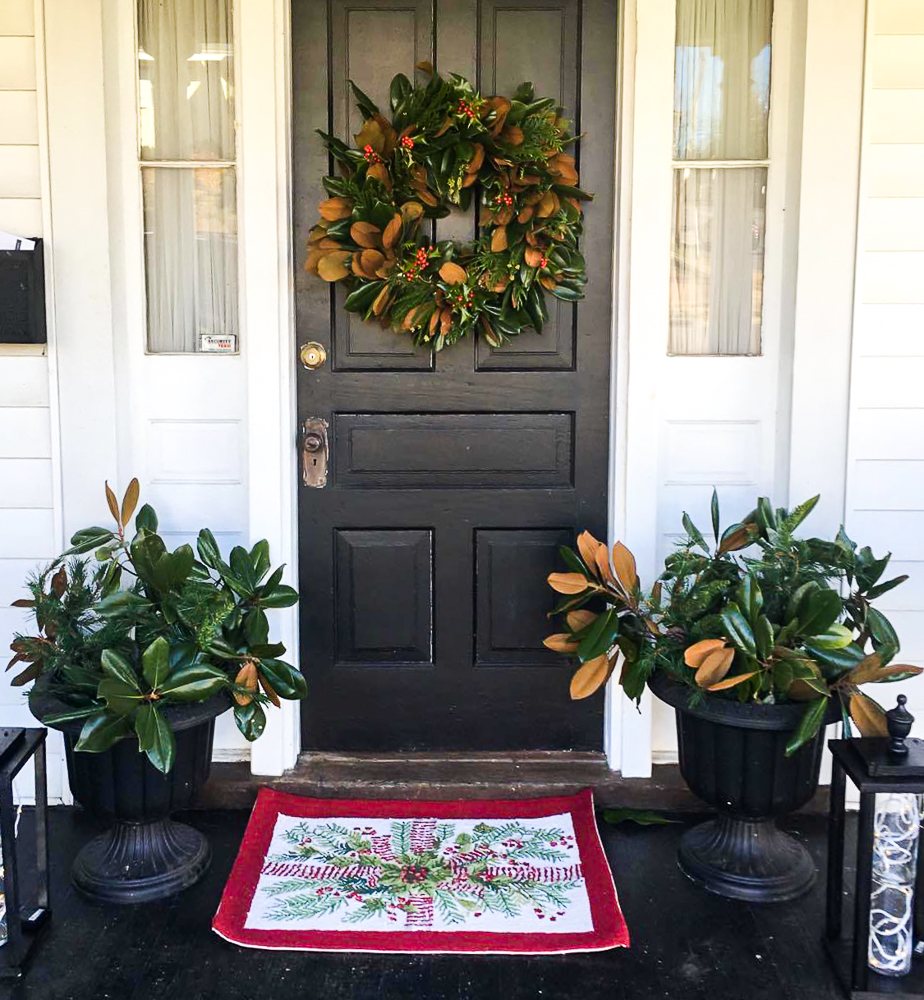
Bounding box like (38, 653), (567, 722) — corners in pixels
(213, 788), (629, 955)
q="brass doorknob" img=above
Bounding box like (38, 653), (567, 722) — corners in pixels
(300, 342), (327, 370)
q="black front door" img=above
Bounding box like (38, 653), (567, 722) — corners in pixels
(293, 0), (617, 752)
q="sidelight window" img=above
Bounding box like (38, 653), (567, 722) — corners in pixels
(137, 0), (238, 353)
(669, 0), (772, 356)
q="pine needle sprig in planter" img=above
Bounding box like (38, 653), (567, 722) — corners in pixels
(8, 479), (305, 772)
(543, 491), (919, 755)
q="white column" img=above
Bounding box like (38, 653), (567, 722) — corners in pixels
(44, 0), (119, 534)
(788, 0), (866, 530)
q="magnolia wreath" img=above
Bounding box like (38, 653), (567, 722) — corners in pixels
(305, 64), (591, 352)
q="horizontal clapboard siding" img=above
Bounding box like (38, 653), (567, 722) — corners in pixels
(847, 0), (924, 727)
(0, 9), (66, 802)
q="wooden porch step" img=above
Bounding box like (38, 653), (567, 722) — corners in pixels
(196, 753), (710, 812)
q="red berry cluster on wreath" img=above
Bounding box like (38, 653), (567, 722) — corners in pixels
(456, 99), (478, 121)
(496, 193), (514, 208)
(363, 144), (382, 164)
(405, 247), (432, 281)
(453, 289), (476, 309)
(400, 135), (415, 150)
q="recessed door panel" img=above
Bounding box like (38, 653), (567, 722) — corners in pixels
(334, 529), (432, 663)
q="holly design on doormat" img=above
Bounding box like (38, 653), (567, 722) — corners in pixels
(257, 816), (585, 929)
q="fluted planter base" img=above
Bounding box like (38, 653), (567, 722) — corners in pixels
(649, 672), (833, 905)
(678, 814), (816, 903)
(73, 818), (212, 905)
(30, 682), (231, 905)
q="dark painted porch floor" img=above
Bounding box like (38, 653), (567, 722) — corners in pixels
(1, 807), (852, 1000)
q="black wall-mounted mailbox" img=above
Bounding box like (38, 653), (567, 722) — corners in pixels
(0, 239), (46, 345)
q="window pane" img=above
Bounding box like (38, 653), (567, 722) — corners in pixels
(674, 0), (772, 160)
(142, 167), (238, 353)
(138, 0), (235, 161)
(669, 167), (766, 355)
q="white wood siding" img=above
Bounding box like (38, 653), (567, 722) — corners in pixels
(847, 0), (924, 715)
(0, 4), (69, 801)
(0, 3), (41, 235)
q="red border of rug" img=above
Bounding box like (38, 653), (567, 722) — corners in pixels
(212, 787), (629, 955)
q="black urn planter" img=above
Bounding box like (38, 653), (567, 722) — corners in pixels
(649, 672), (832, 903)
(30, 683), (230, 905)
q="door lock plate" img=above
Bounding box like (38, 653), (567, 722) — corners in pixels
(301, 417), (329, 488)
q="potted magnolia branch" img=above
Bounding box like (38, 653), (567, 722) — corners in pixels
(8, 480), (305, 903)
(544, 492), (917, 901)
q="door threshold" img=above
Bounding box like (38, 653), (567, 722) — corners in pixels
(195, 753), (722, 812)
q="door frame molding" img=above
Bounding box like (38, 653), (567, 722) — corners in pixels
(274, 0), (630, 772)
(240, 0), (301, 775)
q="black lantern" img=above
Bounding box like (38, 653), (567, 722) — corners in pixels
(0, 727), (50, 979)
(827, 696), (924, 999)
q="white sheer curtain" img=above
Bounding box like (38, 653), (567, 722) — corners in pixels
(138, 0), (237, 353)
(669, 0), (772, 356)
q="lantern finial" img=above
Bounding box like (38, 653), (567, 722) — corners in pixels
(886, 694), (914, 757)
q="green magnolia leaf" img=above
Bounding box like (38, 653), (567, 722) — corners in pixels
(865, 575), (909, 601)
(804, 642), (866, 677)
(234, 700), (266, 741)
(602, 809), (678, 827)
(94, 591), (154, 617)
(75, 711), (133, 752)
(250, 540), (271, 582)
(785, 696), (829, 756)
(756, 496), (777, 535)
(558, 546), (591, 576)
(754, 615), (774, 661)
(619, 654), (648, 703)
(682, 513), (708, 553)
(244, 609), (270, 647)
(98, 677), (144, 716)
(260, 566), (284, 597)
(251, 642), (286, 658)
(773, 661), (794, 693)
(348, 78), (380, 118)
(66, 528), (117, 556)
(130, 530), (168, 587)
(737, 578), (763, 624)
(807, 624), (854, 650)
(159, 664), (228, 702)
(259, 585), (300, 609)
(868, 608), (900, 650)
(196, 529), (223, 571)
(168, 544), (195, 587)
(134, 703), (176, 774)
(229, 546), (257, 596)
(141, 637), (170, 691)
(39, 704), (101, 725)
(258, 659), (307, 700)
(711, 489), (720, 543)
(576, 608), (619, 663)
(101, 649), (141, 691)
(721, 603), (756, 655)
(797, 588), (842, 638)
(135, 503), (158, 533)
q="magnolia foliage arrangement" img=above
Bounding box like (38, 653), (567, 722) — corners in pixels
(8, 480), (306, 772)
(544, 493), (919, 755)
(306, 64), (591, 351)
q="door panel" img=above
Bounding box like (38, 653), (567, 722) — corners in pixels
(293, 0), (617, 751)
